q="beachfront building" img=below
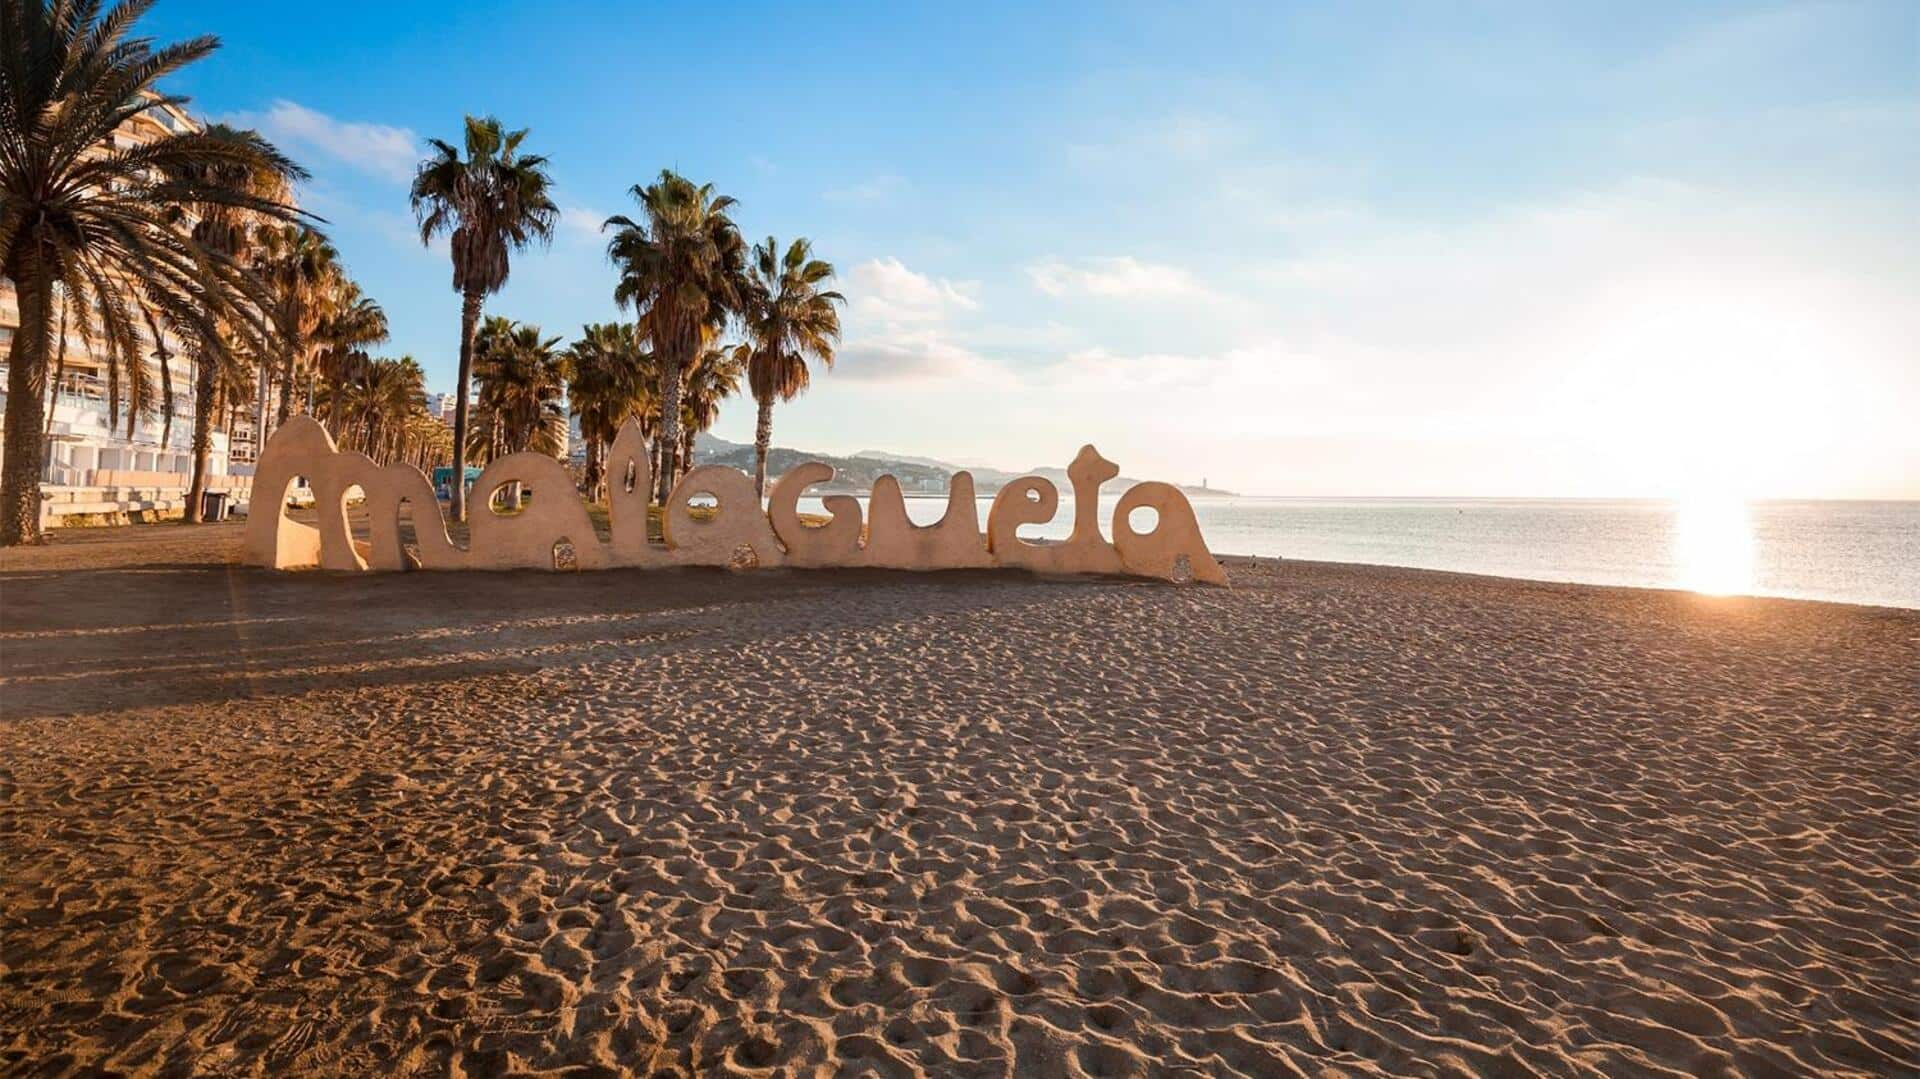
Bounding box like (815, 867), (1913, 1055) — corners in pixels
(567, 412), (587, 468)
(0, 97), (253, 528)
(423, 392), (458, 426)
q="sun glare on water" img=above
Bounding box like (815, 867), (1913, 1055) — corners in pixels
(1673, 496), (1757, 596)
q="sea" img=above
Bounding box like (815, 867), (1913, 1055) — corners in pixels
(794, 495), (1920, 609)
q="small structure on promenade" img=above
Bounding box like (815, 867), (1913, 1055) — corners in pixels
(242, 417), (1225, 584)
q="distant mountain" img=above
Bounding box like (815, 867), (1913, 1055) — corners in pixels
(694, 432), (749, 456)
(851, 450), (955, 470)
(692, 432), (1233, 497)
(693, 434), (952, 494)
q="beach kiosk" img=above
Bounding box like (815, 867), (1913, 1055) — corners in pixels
(432, 465), (483, 503)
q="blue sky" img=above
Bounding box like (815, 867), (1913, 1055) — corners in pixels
(145, 1), (1918, 496)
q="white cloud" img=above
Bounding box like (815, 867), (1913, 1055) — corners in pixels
(1026, 256), (1213, 300)
(834, 332), (1008, 385)
(830, 258), (1001, 391)
(558, 205), (608, 243)
(226, 100), (421, 183)
(1212, 177), (1920, 491)
(824, 176), (1919, 496)
(1047, 341), (1328, 395)
(846, 257), (979, 326)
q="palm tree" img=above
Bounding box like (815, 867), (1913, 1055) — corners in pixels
(311, 280), (387, 429)
(163, 122), (306, 522)
(256, 224), (342, 427)
(322, 355), (453, 471)
(470, 317), (566, 462)
(605, 171), (747, 502)
(411, 115), (558, 521)
(0, 0), (304, 544)
(677, 344), (745, 480)
(218, 363), (257, 462)
(402, 410), (454, 472)
(345, 356), (426, 463)
(739, 237), (843, 496)
(565, 322), (649, 502)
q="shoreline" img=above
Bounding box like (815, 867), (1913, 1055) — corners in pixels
(6, 519), (1915, 613)
(1213, 552), (1920, 614)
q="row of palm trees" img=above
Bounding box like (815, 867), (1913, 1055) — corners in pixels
(254, 230), (461, 473)
(318, 355), (452, 473)
(461, 315), (747, 506)
(412, 122), (845, 516)
(0, 0), (846, 546)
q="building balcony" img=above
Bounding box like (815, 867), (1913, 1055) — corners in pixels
(1, 364), (231, 486)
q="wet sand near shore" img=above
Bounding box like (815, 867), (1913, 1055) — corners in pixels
(2, 522), (1915, 1076)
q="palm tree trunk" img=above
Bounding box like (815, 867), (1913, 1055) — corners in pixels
(44, 297), (67, 436)
(2, 259), (55, 545)
(583, 438), (604, 503)
(157, 347), (176, 449)
(276, 341), (296, 426)
(255, 352), (273, 452)
(183, 357), (216, 524)
(451, 289), (484, 522)
(656, 327), (684, 503)
(753, 393), (775, 498)
(651, 434), (665, 504)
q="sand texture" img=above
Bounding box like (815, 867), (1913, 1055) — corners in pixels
(2, 523), (1916, 1076)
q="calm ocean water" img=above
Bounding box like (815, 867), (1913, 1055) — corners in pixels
(797, 495), (1920, 609)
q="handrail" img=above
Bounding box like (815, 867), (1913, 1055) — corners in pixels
(0, 363), (197, 418)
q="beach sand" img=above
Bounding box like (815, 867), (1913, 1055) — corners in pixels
(2, 522), (1915, 1076)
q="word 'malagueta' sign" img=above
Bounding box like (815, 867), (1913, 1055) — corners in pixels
(243, 417), (1225, 584)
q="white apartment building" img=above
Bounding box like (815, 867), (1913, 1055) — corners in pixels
(0, 98), (253, 526)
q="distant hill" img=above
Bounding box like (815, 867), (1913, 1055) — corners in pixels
(851, 450), (955, 470)
(693, 436), (953, 494)
(693, 433), (1233, 497)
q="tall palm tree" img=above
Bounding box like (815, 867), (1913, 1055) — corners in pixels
(677, 344), (745, 481)
(411, 115), (558, 521)
(0, 0), (304, 544)
(256, 224), (342, 427)
(604, 171), (747, 502)
(565, 322), (648, 502)
(470, 317), (566, 462)
(739, 236), (843, 496)
(163, 122), (305, 522)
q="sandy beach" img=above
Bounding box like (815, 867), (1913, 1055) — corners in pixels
(1, 523), (1915, 1076)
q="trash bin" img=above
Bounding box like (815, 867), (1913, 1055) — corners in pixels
(201, 490), (228, 522)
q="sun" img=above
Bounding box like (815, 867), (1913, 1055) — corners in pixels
(1672, 495), (1756, 596)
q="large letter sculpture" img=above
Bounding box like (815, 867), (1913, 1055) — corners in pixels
(243, 416), (1227, 585)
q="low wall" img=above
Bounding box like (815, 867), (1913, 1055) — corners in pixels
(87, 469), (196, 488)
(39, 477), (256, 527)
